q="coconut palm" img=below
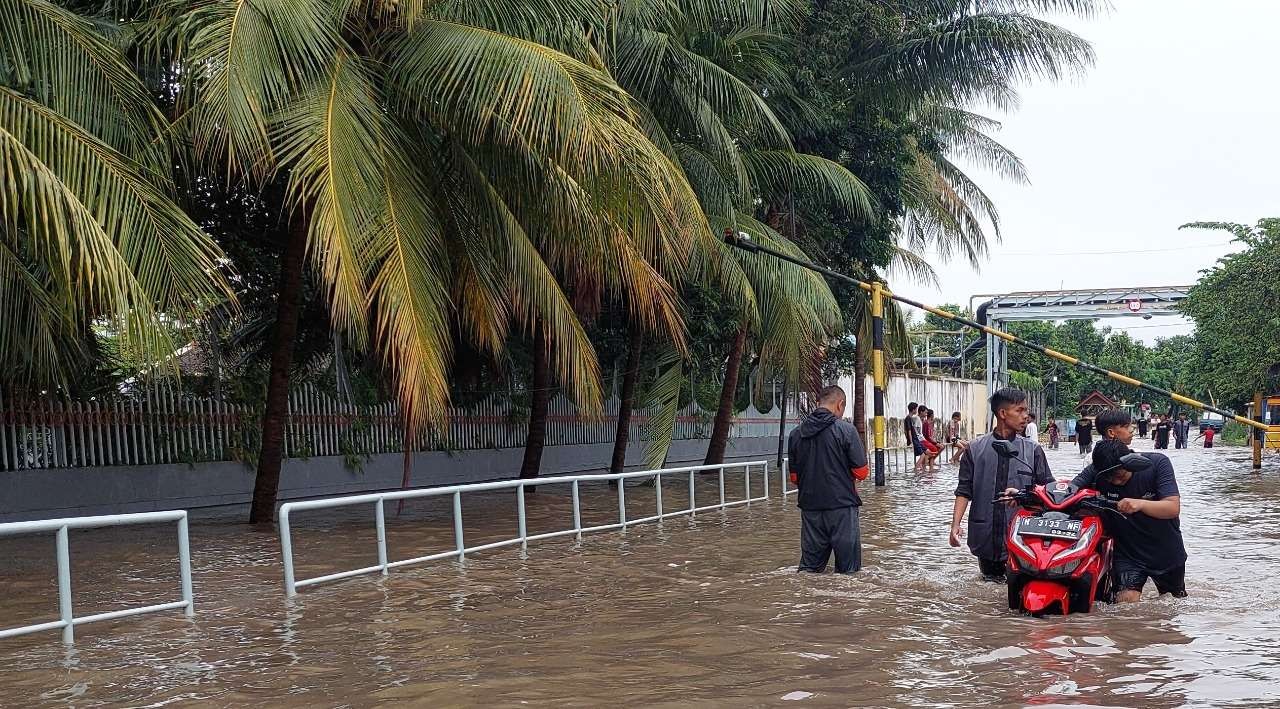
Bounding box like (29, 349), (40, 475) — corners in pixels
(0, 0), (232, 392)
(598, 0), (873, 467)
(147, 0), (711, 520)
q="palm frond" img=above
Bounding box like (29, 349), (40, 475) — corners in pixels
(1, 0), (168, 166)
(744, 150), (875, 219)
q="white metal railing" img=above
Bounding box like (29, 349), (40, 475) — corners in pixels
(278, 460), (770, 596)
(0, 511), (194, 643)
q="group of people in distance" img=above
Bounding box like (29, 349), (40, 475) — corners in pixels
(787, 386), (1187, 603)
(904, 402), (966, 471)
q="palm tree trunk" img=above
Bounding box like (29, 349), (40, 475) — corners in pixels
(853, 334), (868, 440)
(704, 324), (747, 466)
(519, 324), (550, 480)
(609, 325), (643, 475)
(249, 214), (308, 526)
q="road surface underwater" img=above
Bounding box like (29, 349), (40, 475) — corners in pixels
(2, 440), (1279, 707)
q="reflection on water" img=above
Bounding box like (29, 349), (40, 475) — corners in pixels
(2, 442), (1280, 707)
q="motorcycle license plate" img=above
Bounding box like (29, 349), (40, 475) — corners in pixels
(1018, 517), (1081, 540)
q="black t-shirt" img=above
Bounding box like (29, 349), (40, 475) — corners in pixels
(1076, 419), (1093, 443)
(1155, 421), (1172, 438)
(1071, 452), (1187, 573)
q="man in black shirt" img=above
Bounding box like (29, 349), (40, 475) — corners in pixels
(788, 385), (869, 574)
(950, 388), (1054, 581)
(1072, 439), (1187, 601)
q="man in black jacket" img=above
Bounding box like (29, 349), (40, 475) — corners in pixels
(788, 385), (869, 574)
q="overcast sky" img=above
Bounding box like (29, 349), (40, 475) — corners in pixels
(892, 0), (1278, 344)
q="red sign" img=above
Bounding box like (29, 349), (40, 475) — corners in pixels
(1127, 299), (1142, 313)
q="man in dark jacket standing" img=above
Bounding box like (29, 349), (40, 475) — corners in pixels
(788, 385), (869, 574)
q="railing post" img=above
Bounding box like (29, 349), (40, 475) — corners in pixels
(280, 507), (296, 597)
(452, 491), (465, 561)
(375, 498), (388, 575)
(744, 462), (751, 500)
(781, 456), (789, 494)
(617, 476), (627, 529)
(517, 485), (528, 548)
(571, 480), (582, 539)
(177, 514), (194, 616)
(763, 460), (770, 499)
(688, 470), (696, 515)
(55, 525), (73, 644)
(718, 466), (726, 508)
(655, 473), (664, 518)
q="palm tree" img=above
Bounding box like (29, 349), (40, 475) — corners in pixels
(0, 0), (233, 393)
(602, 0), (871, 466)
(150, 0), (708, 521)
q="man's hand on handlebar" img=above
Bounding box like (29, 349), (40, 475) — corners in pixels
(995, 487), (1024, 508)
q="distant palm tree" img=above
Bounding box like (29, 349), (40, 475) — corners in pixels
(0, 0), (232, 391)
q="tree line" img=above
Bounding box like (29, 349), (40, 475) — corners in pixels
(918, 219), (1280, 417)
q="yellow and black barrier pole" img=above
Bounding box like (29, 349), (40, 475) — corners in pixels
(723, 232), (1272, 439)
(871, 283), (887, 486)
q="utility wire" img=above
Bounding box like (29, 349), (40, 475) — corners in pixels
(924, 241), (1235, 258)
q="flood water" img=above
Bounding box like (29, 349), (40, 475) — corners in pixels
(2, 440), (1280, 707)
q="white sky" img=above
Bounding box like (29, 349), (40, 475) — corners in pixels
(892, 0), (1278, 344)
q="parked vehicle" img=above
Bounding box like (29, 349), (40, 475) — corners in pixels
(1198, 411), (1226, 433)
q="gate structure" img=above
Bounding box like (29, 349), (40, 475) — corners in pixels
(973, 286), (1191, 395)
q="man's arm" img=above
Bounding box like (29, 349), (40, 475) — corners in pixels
(845, 425), (869, 481)
(950, 453), (974, 546)
(1032, 446), (1053, 484)
(786, 433), (799, 487)
(1119, 456), (1181, 518)
(1071, 465), (1096, 489)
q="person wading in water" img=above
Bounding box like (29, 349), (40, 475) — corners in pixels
(788, 386), (869, 574)
(950, 388), (1054, 581)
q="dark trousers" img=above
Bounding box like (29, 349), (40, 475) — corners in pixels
(1175, 437), (1187, 449)
(978, 557), (1006, 579)
(799, 506), (861, 573)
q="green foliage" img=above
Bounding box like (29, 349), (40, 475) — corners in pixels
(1179, 219), (1280, 408)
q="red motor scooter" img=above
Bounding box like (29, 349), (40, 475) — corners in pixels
(991, 442), (1151, 616)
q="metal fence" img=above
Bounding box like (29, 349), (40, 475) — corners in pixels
(0, 510), (194, 643)
(279, 460), (771, 596)
(0, 387), (801, 472)
(0, 373), (987, 472)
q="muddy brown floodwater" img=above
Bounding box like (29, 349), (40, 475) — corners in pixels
(2, 441), (1280, 707)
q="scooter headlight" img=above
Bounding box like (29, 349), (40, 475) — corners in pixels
(1048, 525), (1097, 567)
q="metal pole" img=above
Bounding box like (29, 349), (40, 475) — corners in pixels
(452, 491), (465, 560)
(617, 477), (627, 528)
(656, 473), (664, 517)
(781, 455), (789, 494)
(177, 514), (194, 616)
(280, 508), (296, 597)
(775, 378), (788, 471)
(744, 462), (751, 500)
(572, 480), (582, 538)
(925, 333), (932, 378)
(688, 470), (696, 514)
(517, 485), (528, 547)
(718, 466), (726, 507)
(56, 526), (73, 644)
(1254, 391), (1264, 470)
(375, 498), (388, 573)
(871, 282), (887, 486)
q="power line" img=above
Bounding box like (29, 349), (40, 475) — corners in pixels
(925, 241), (1235, 258)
